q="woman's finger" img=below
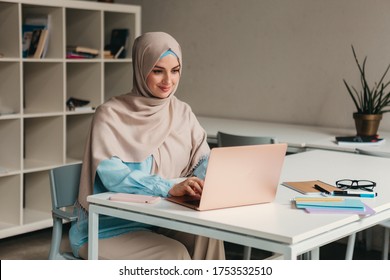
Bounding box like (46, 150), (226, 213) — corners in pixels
(186, 178), (203, 195)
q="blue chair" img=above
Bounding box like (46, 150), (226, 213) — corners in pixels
(48, 163), (82, 260)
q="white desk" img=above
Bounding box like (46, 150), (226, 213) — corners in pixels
(197, 115), (390, 154)
(88, 150), (390, 260)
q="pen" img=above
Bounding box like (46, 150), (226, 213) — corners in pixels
(333, 191), (377, 198)
(313, 184), (332, 195)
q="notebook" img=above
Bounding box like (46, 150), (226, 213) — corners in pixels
(282, 180), (340, 195)
(166, 143), (288, 211)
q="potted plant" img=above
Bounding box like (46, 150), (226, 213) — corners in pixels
(343, 45), (390, 136)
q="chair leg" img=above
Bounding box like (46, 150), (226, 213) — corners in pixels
(48, 217), (66, 260)
(383, 227), (389, 260)
(345, 233), (356, 260)
(243, 246), (252, 260)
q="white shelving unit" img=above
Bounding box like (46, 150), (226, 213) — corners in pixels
(0, 0), (141, 238)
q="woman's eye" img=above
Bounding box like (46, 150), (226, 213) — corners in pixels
(172, 69), (180, 74)
(152, 69), (163, 74)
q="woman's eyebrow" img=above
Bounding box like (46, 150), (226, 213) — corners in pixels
(153, 64), (180, 69)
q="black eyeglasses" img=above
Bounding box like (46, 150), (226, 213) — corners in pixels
(335, 179), (376, 192)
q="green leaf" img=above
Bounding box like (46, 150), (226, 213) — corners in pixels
(345, 45), (390, 114)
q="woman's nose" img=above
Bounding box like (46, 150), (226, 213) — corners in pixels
(162, 73), (171, 84)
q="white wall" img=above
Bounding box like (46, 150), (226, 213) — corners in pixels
(118, 0), (390, 132)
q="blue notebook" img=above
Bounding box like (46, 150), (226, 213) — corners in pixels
(295, 197), (365, 210)
(304, 203), (375, 215)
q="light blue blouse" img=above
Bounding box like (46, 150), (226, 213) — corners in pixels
(69, 155), (208, 258)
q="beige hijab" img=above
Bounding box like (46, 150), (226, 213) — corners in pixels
(78, 32), (210, 210)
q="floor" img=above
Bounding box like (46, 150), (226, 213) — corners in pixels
(0, 224), (385, 260)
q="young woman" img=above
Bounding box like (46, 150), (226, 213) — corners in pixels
(69, 32), (225, 260)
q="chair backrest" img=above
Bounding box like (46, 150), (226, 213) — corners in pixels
(48, 162), (82, 260)
(216, 131), (278, 260)
(49, 163), (82, 210)
(217, 131), (277, 147)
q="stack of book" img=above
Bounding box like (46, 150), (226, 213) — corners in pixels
(335, 135), (385, 146)
(293, 196), (375, 215)
(66, 46), (99, 59)
(22, 14), (51, 58)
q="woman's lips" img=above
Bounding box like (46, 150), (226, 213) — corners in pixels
(159, 86), (171, 92)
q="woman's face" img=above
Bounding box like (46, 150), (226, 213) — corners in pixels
(146, 54), (181, 98)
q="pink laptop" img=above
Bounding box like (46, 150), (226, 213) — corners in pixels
(166, 143), (287, 211)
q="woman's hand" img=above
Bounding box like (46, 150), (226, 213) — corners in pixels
(168, 177), (204, 198)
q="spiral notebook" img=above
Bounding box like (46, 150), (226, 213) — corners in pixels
(166, 143), (287, 211)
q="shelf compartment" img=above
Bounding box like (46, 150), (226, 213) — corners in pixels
(0, 0), (141, 240)
(104, 11), (136, 59)
(22, 5), (64, 59)
(0, 119), (21, 173)
(104, 61), (133, 101)
(66, 62), (102, 109)
(0, 175), (22, 227)
(66, 114), (93, 162)
(66, 8), (101, 58)
(23, 171), (52, 225)
(0, 62), (21, 116)
(24, 116), (64, 171)
(23, 62), (64, 114)
(0, 2), (20, 58)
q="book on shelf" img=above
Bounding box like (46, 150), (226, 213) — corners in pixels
(66, 51), (97, 59)
(22, 14), (51, 58)
(103, 50), (114, 59)
(335, 135), (385, 146)
(25, 14), (51, 27)
(27, 29), (42, 57)
(66, 46), (99, 59)
(106, 28), (129, 59)
(66, 46), (99, 55)
(114, 45), (125, 59)
(22, 25), (44, 58)
(28, 29), (49, 59)
(282, 180), (340, 195)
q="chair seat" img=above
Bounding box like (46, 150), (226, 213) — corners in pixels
(52, 209), (78, 222)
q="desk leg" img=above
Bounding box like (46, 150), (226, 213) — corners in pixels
(345, 233), (356, 260)
(311, 247), (320, 260)
(284, 249), (298, 260)
(88, 205), (99, 260)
